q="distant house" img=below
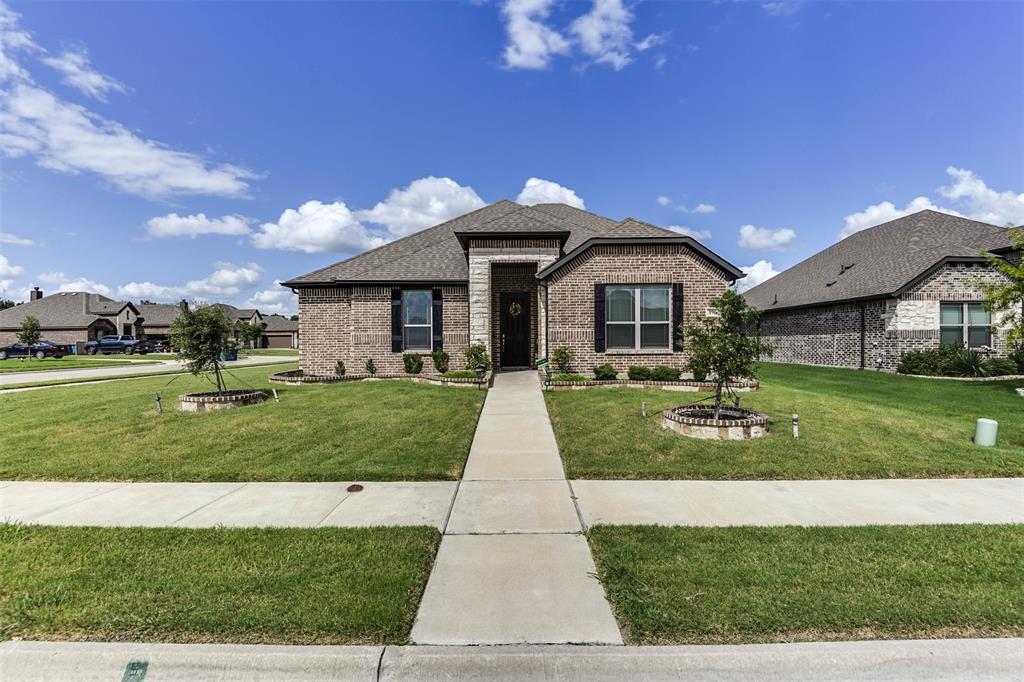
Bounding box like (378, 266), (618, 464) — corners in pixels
(136, 302), (183, 341)
(261, 314), (299, 349)
(743, 210), (1021, 371)
(0, 288), (141, 347)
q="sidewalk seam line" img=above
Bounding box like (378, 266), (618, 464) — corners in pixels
(314, 490), (352, 527)
(27, 482), (131, 522)
(169, 483), (249, 526)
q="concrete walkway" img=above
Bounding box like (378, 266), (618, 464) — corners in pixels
(3, 639), (1021, 681)
(410, 370), (623, 646)
(0, 354), (292, 387)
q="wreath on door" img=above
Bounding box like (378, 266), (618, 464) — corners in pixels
(508, 301), (523, 318)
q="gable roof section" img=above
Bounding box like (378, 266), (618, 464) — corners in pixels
(0, 292), (134, 330)
(263, 314), (298, 332)
(743, 210), (1015, 311)
(136, 303), (182, 327)
(283, 201), (728, 287)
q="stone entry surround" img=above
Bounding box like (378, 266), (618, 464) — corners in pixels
(410, 370), (623, 645)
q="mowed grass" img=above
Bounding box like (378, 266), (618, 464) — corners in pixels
(0, 363), (485, 481)
(0, 524), (439, 644)
(546, 363), (1024, 479)
(241, 348), (300, 357)
(588, 524), (1024, 644)
(0, 356), (158, 373)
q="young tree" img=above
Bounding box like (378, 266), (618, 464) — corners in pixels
(982, 228), (1024, 346)
(17, 315), (41, 353)
(237, 321), (264, 349)
(683, 290), (771, 419)
(169, 303), (233, 394)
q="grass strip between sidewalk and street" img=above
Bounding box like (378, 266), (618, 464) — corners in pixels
(0, 361), (297, 391)
(0, 524), (439, 645)
(588, 524), (1024, 645)
(0, 357), (160, 373)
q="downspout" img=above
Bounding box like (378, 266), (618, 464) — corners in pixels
(859, 303), (866, 370)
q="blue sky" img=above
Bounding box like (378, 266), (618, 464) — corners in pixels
(1, 0), (1022, 314)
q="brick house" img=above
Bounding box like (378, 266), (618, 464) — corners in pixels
(743, 210), (1021, 371)
(261, 314), (299, 349)
(283, 200), (743, 376)
(0, 288), (141, 347)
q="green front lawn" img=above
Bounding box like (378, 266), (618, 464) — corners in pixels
(589, 524), (1024, 644)
(241, 348), (300, 356)
(0, 524), (438, 644)
(547, 363), (1024, 479)
(0, 356), (159, 373)
(0, 363), (484, 481)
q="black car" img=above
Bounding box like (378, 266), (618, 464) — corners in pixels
(0, 340), (70, 360)
(136, 339), (170, 354)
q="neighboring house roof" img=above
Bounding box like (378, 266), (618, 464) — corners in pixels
(136, 303), (182, 327)
(209, 303), (261, 323)
(283, 201), (739, 286)
(263, 314), (298, 332)
(743, 210), (1015, 312)
(0, 292), (134, 330)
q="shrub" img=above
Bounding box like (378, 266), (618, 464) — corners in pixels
(403, 353), (424, 374)
(431, 349), (450, 373)
(334, 360), (346, 376)
(464, 343), (491, 372)
(593, 363), (618, 380)
(1009, 345), (1024, 373)
(552, 347), (574, 373)
(627, 366), (652, 381)
(947, 346), (987, 377)
(649, 365), (682, 381)
(897, 344), (963, 376)
(552, 373), (589, 382)
(982, 357), (1018, 376)
(365, 358), (377, 375)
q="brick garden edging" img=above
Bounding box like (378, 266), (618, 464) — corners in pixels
(662, 404), (770, 440)
(268, 369), (491, 389)
(179, 389), (269, 412)
(899, 373), (1024, 382)
(543, 378), (759, 392)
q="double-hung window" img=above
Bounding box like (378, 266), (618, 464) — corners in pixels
(606, 285), (671, 350)
(402, 290), (432, 351)
(939, 302), (991, 348)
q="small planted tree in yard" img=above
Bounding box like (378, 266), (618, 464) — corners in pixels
(17, 316), (41, 358)
(683, 290), (771, 419)
(236, 321), (264, 349)
(169, 303), (233, 394)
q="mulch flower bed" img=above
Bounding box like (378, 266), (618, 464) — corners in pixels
(268, 369), (490, 388)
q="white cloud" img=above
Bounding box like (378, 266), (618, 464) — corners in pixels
(246, 280), (297, 316)
(735, 260), (780, 293)
(145, 212), (253, 239)
(656, 195), (672, 207)
(40, 47), (126, 101)
(0, 231), (33, 245)
(839, 196), (954, 240)
(252, 200), (386, 254)
(761, 2), (799, 16)
(38, 271), (112, 296)
(738, 224), (796, 251)
(0, 253), (24, 278)
(667, 225), (711, 241)
(635, 33), (667, 52)
(937, 166), (1024, 227)
(692, 203), (716, 214)
(357, 176), (485, 238)
(657, 195), (716, 214)
(117, 262), (263, 302)
(516, 177), (585, 208)
(0, 5), (257, 199)
(500, 0), (570, 70)
(571, 0), (634, 70)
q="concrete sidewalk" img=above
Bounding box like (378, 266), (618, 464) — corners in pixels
(3, 639), (1021, 681)
(410, 370), (623, 646)
(0, 354), (291, 387)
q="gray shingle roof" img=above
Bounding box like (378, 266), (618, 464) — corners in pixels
(0, 292), (132, 330)
(743, 210), (1015, 311)
(136, 303), (182, 327)
(263, 314), (298, 332)
(283, 201), (713, 286)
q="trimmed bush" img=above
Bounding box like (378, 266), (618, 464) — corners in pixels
(897, 344), (962, 376)
(464, 343), (491, 372)
(552, 373), (588, 382)
(627, 366), (652, 381)
(983, 357), (1018, 376)
(593, 363), (618, 380)
(1009, 346), (1024, 373)
(334, 360), (346, 376)
(552, 347), (574, 373)
(432, 350), (450, 374)
(365, 358), (377, 375)
(403, 353), (424, 374)
(442, 370), (479, 379)
(649, 365), (682, 381)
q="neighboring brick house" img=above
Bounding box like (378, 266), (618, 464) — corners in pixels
(0, 288), (142, 347)
(743, 210), (1021, 371)
(261, 314), (299, 349)
(283, 200), (743, 376)
(136, 302), (182, 340)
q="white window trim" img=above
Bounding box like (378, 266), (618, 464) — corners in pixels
(606, 285), (671, 351)
(402, 289), (433, 352)
(939, 301), (991, 348)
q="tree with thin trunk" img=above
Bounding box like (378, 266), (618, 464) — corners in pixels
(682, 290), (771, 419)
(169, 302), (233, 394)
(982, 228), (1024, 347)
(17, 315), (41, 359)
(237, 321), (264, 350)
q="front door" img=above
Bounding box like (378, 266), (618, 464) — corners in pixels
(500, 292), (531, 368)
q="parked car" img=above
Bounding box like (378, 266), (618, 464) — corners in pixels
(135, 339), (170, 354)
(84, 335), (140, 355)
(0, 340), (70, 360)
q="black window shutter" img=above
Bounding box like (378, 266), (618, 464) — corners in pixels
(672, 283), (684, 351)
(594, 283), (606, 353)
(432, 288), (443, 351)
(391, 289), (403, 353)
